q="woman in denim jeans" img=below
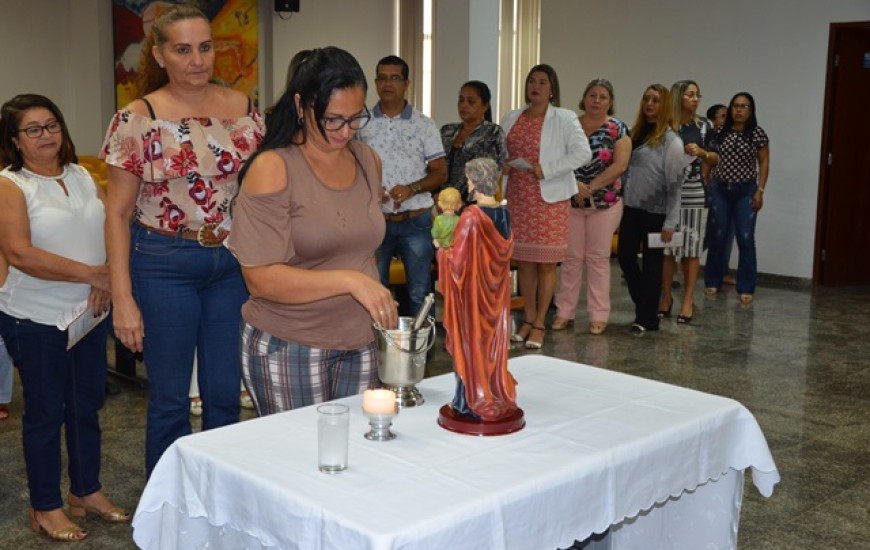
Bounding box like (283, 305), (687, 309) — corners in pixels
(703, 93), (770, 303)
(101, 6), (264, 476)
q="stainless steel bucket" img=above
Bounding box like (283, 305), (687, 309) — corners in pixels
(374, 316), (435, 407)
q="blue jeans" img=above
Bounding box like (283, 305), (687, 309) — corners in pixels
(705, 179), (758, 294)
(130, 224), (246, 475)
(0, 313), (107, 510)
(0, 335), (12, 403)
(376, 210), (434, 318)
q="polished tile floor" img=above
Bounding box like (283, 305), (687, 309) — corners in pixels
(0, 266), (868, 549)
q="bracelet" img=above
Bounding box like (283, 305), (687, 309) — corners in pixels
(757, 187), (765, 194)
(409, 182), (422, 194)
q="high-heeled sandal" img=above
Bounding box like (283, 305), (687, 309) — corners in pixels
(68, 493), (132, 523)
(29, 509), (87, 542)
(550, 317), (574, 331)
(657, 298), (673, 319)
(511, 321), (533, 343)
(525, 326), (546, 349)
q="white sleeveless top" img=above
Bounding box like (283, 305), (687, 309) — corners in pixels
(0, 164), (106, 326)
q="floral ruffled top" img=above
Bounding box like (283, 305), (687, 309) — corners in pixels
(100, 110), (264, 231)
(574, 118), (629, 209)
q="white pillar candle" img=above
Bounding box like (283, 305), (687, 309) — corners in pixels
(362, 389), (397, 414)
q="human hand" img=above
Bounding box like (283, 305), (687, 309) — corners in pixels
(575, 182), (594, 200)
(89, 264), (111, 292)
(685, 143), (704, 158)
(112, 296), (145, 353)
(389, 184), (414, 204)
(349, 272), (399, 329)
(88, 287), (112, 316)
(661, 228), (674, 243)
(753, 191), (764, 212)
(532, 163), (544, 179)
(433, 239), (441, 249)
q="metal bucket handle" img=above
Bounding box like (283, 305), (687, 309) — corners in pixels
(373, 316), (437, 355)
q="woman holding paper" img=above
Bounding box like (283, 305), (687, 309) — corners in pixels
(0, 94), (129, 542)
(616, 84), (684, 333)
(501, 64), (591, 349)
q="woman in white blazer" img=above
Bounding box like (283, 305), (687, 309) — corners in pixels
(501, 64), (591, 349)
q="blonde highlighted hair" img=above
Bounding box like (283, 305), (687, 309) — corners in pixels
(630, 84), (675, 148)
(136, 5), (210, 96)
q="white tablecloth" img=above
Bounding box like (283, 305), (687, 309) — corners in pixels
(132, 356), (779, 550)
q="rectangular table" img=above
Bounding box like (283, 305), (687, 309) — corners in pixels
(132, 356), (779, 550)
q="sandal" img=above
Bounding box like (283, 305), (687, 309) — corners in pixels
(525, 325), (546, 350)
(657, 298), (673, 319)
(29, 509), (87, 542)
(677, 303), (694, 324)
(739, 293), (753, 304)
(704, 287), (719, 296)
(550, 317), (574, 331)
(511, 321), (533, 343)
(588, 322), (607, 335)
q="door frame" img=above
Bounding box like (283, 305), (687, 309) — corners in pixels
(813, 21), (870, 285)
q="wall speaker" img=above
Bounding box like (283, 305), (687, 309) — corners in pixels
(275, 0), (299, 12)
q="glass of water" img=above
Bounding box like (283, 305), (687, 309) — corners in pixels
(317, 403), (349, 473)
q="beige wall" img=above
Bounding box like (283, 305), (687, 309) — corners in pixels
(0, 0), (114, 155)
(266, 0), (395, 109)
(541, 0), (870, 278)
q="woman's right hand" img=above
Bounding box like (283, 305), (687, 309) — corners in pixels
(348, 272), (399, 330)
(113, 296), (145, 353)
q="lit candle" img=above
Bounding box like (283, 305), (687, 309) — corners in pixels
(362, 389), (397, 414)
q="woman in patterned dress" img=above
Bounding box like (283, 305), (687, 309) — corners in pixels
(658, 80), (719, 324)
(704, 93), (770, 303)
(101, 6), (264, 476)
(501, 65), (591, 349)
(551, 79), (630, 336)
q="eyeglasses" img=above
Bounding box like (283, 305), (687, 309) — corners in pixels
(321, 107), (371, 132)
(732, 103), (751, 110)
(375, 75), (405, 83)
(683, 93), (702, 100)
(18, 121), (62, 139)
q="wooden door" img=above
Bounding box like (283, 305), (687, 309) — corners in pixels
(814, 23), (870, 286)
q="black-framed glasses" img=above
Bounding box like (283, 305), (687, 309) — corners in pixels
(18, 121), (62, 139)
(375, 74), (405, 83)
(321, 107), (371, 132)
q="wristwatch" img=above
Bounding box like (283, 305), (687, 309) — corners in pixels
(409, 182), (422, 194)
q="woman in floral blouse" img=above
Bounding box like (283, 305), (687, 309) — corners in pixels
(552, 79), (630, 335)
(100, 6), (263, 476)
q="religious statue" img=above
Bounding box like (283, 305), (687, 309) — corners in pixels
(437, 158), (525, 435)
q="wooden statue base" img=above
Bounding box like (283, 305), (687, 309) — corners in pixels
(437, 404), (525, 436)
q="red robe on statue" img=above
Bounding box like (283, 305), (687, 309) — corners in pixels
(439, 205), (517, 421)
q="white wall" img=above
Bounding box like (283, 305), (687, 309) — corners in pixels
(540, 0), (870, 279)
